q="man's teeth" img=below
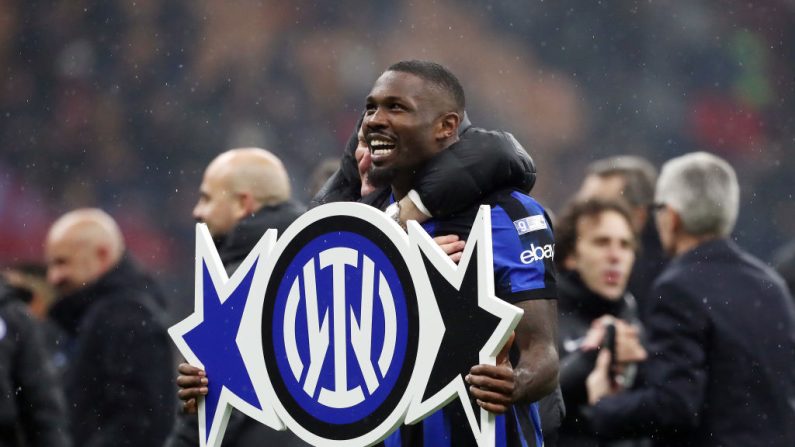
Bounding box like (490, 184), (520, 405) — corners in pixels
(371, 139), (393, 147)
(370, 139), (394, 156)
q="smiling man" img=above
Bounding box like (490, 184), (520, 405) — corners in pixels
(363, 63), (466, 198)
(359, 60), (559, 447)
(176, 61), (559, 447)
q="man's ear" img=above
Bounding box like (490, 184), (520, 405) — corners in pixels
(237, 192), (257, 216)
(95, 245), (114, 272)
(96, 245), (109, 263)
(436, 112), (460, 141)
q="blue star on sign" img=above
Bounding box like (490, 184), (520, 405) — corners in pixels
(170, 225), (283, 447)
(183, 262), (262, 442)
(182, 260), (262, 443)
(183, 262), (262, 436)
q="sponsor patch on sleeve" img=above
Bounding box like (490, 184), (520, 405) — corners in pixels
(513, 215), (548, 235)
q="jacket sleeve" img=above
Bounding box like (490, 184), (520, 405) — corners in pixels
(86, 299), (176, 447)
(412, 127), (536, 217)
(586, 281), (709, 440)
(10, 304), (71, 447)
(559, 348), (598, 415)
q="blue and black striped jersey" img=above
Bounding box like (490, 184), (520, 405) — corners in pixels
(418, 188), (557, 303)
(383, 188), (557, 447)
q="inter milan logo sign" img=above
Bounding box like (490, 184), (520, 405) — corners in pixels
(169, 203), (523, 447)
(264, 216), (418, 443)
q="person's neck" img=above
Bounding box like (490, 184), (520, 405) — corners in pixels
(674, 233), (720, 256)
(390, 175), (413, 201)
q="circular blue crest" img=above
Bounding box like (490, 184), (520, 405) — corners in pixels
(263, 216), (418, 440)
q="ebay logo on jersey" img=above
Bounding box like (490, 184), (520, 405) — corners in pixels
(519, 243), (555, 264)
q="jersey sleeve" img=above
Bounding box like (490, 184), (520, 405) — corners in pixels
(489, 191), (557, 303)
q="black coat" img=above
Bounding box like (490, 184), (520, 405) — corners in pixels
(587, 239), (795, 446)
(627, 219), (667, 322)
(0, 281), (70, 447)
(165, 202), (311, 447)
(556, 271), (642, 447)
(48, 256), (175, 447)
(217, 199), (306, 272)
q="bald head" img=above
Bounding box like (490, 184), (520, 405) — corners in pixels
(45, 208), (125, 296)
(193, 148), (291, 239)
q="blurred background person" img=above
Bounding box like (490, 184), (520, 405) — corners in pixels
(45, 208), (175, 447)
(169, 148), (308, 447)
(0, 276), (70, 447)
(554, 199), (648, 446)
(576, 156), (665, 321)
(586, 152), (795, 446)
(190, 148), (305, 269)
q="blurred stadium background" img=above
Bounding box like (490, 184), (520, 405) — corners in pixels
(1, 0), (792, 315)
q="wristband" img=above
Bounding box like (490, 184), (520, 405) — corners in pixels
(406, 189), (432, 218)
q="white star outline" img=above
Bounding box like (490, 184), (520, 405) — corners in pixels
(167, 224), (284, 447)
(404, 205), (525, 447)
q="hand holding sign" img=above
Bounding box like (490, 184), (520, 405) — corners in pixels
(466, 332), (516, 414)
(176, 363), (208, 414)
(433, 234), (466, 264)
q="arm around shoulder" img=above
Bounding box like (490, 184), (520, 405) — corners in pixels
(413, 128), (536, 217)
